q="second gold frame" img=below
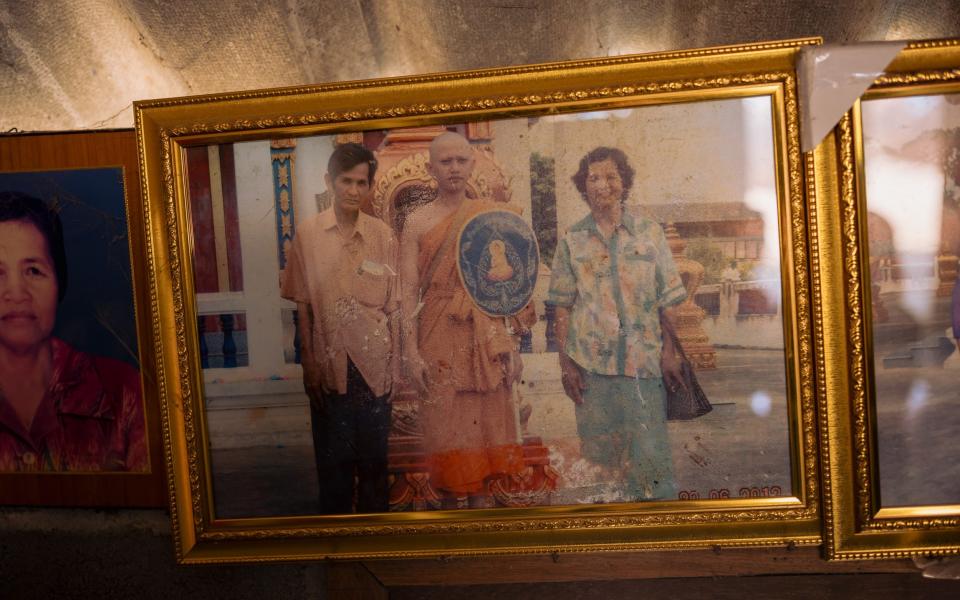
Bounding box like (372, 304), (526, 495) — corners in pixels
(819, 39), (960, 560)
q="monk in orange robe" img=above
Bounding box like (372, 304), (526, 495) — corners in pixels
(400, 132), (530, 507)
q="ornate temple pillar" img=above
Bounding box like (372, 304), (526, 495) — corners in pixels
(370, 125), (447, 225)
(664, 223), (716, 369)
(936, 247), (959, 297)
(937, 204), (960, 297)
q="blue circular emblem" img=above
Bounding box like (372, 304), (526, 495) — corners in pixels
(457, 209), (539, 317)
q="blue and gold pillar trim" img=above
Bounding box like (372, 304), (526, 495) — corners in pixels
(271, 139), (301, 364)
(271, 138), (297, 279)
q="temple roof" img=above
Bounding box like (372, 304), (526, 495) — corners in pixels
(630, 201), (763, 224)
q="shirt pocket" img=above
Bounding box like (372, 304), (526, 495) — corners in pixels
(619, 246), (657, 307)
(571, 250), (609, 298)
(353, 270), (390, 308)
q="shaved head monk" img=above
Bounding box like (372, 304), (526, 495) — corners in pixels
(398, 131), (529, 509)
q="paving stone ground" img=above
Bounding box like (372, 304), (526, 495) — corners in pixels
(210, 347), (795, 518)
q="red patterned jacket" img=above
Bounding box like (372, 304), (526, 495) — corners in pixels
(0, 339), (147, 472)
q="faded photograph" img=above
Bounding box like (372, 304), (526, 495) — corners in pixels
(862, 92), (960, 507)
(188, 98), (793, 518)
(0, 171), (147, 472)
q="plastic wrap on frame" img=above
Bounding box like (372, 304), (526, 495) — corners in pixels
(915, 556), (960, 579)
(798, 42), (906, 152)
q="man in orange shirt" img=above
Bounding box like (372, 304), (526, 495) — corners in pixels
(282, 143), (399, 513)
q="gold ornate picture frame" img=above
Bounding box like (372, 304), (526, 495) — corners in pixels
(134, 38), (827, 563)
(818, 39), (960, 559)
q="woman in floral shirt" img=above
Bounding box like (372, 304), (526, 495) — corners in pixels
(547, 147), (686, 501)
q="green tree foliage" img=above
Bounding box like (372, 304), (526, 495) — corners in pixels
(685, 239), (726, 284)
(530, 152), (558, 265)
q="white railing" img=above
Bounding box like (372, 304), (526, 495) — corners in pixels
(695, 278), (784, 349)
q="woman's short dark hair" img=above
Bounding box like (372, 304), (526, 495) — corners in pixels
(0, 191), (68, 302)
(327, 142), (378, 182)
(571, 146), (635, 203)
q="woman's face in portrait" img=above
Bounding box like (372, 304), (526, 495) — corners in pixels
(584, 157), (624, 214)
(0, 220), (58, 353)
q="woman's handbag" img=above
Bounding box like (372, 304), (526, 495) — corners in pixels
(661, 318), (713, 421)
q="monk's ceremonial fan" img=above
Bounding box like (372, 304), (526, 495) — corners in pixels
(456, 209), (540, 317)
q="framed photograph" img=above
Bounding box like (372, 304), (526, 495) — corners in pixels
(135, 38), (826, 562)
(819, 39), (960, 559)
(0, 130), (166, 506)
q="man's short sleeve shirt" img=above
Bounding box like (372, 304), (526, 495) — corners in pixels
(281, 209), (399, 396)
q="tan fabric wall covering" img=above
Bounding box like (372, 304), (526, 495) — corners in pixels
(2, 0), (960, 131)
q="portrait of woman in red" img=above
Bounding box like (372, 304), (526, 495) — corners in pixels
(0, 191), (146, 472)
